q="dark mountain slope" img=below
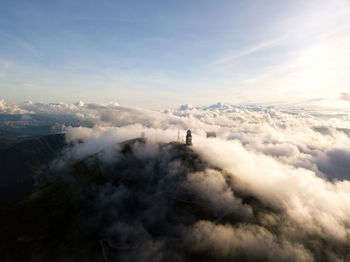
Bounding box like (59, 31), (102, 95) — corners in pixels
(0, 134), (67, 202)
(0, 141), (230, 261)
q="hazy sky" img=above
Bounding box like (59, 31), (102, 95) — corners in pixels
(0, 0), (349, 108)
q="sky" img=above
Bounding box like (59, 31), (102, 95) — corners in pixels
(0, 0), (350, 109)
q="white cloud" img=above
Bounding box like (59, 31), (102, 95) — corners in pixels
(22, 100), (350, 260)
(185, 221), (314, 261)
(0, 99), (33, 114)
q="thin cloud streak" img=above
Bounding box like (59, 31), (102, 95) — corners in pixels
(214, 36), (285, 65)
(1, 32), (41, 59)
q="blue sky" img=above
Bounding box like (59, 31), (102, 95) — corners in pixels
(0, 0), (350, 108)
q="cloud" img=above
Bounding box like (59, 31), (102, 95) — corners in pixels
(52, 120), (350, 261)
(0, 99), (33, 114)
(315, 148), (350, 180)
(184, 169), (252, 218)
(214, 36), (284, 65)
(2, 32), (41, 59)
(185, 221), (314, 261)
(3, 101), (350, 261)
(340, 92), (350, 102)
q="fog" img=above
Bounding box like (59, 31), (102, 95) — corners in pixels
(2, 100), (350, 261)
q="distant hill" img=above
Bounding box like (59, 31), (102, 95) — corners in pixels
(0, 134), (67, 202)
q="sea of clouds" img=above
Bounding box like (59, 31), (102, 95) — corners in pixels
(1, 98), (350, 261)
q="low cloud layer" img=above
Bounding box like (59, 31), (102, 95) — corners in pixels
(52, 122), (350, 261)
(2, 100), (350, 261)
(0, 99), (33, 115)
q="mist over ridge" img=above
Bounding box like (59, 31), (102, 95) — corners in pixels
(0, 99), (350, 261)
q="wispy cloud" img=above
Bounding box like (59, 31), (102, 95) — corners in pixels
(209, 1), (350, 106)
(2, 32), (41, 59)
(214, 36), (284, 65)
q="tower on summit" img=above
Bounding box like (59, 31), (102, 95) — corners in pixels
(186, 130), (192, 146)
